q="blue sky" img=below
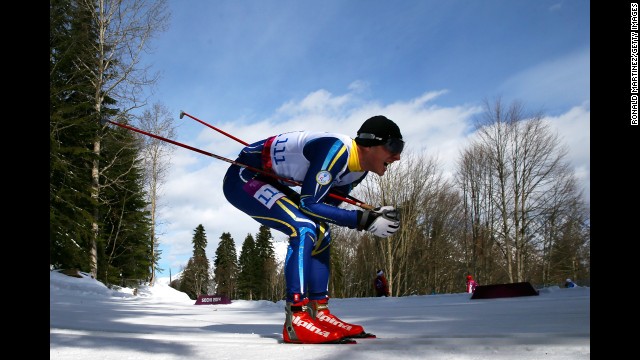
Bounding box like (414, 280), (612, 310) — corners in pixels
(137, 0), (590, 279)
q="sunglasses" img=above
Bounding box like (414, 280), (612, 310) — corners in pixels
(357, 133), (405, 155)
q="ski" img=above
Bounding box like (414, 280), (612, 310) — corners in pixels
(347, 332), (377, 339)
(284, 338), (357, 344)
(327, 338), (358, 344)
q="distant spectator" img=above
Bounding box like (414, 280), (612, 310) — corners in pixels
(374, 270), (390, 297)
(564, 278), (577, 288)
(466, 275), (478, 294)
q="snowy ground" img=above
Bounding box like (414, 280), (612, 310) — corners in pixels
(50, 270), (590, 359)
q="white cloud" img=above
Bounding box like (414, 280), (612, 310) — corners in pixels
(544, 101), (590, 203)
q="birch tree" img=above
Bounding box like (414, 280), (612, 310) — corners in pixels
(79, 0), (169, 278)
(473, 98), (574, 282)
(137, 102), (176, 285)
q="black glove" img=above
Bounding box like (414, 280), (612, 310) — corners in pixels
(357, 206), (400, 237)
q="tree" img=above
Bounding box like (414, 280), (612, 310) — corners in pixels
(214, 232), (238, 298)
(541, 174), (590, 286)
(50, 0), (100, 271)
(461, 98), (589, 284)
(178, 259), (196, 299)
(254, 225), (278, 300)
(236, 234), (258, 300)
(457, 143), (499, 285)
(98, 123), (153, 286)
(179, 225), (210, 299)
(348, 150), (463, 296)
(136, 102), (176, 285)
(329, 225), (350, 297)
(77, 0), (169, 278)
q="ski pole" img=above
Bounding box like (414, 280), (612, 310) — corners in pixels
(178, 110), (371, 208)
(179, 110), (249, 146)
(106, 119), (374, 210)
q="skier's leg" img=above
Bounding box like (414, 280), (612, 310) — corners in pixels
(307, 224), (368, 338)
(223, 168), (343, 343)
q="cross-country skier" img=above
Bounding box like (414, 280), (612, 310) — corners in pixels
(222, 115), (404, 344)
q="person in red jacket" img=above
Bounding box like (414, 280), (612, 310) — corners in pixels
(466, 275), (478, 293)
(374, 270), (390, 297)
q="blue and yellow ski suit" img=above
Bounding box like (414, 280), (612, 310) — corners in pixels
(222, 131), (368, 302)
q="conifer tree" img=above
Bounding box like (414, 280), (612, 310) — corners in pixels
(50, 0), (116, 278)
(237, 234), (259, 300)
(178, 259), (196, 299)
(179, 225), (210, 299)
(214, 232), (238, 298)
(254, 225), (277, 300)
(50, 0), (102, 271)
(98, 125), (153, 286)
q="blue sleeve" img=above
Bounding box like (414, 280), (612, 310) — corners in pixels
(298, 138), (361, 228)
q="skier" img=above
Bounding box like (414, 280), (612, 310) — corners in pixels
(564, 278), (577, 288)
(374, 270), (390, 297)
(466, 275), (477, 293)
(222, 115), (404, 344)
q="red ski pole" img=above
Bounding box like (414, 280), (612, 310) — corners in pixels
(107, 119), (374, 210)
(179, 110), (371, 208)
(180, 111), (249, 146)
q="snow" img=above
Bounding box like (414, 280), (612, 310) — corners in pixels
(50, 270), (590, 359)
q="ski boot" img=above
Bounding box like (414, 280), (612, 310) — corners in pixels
(282, 299), (346, 344)
(308, 298), (375, 338)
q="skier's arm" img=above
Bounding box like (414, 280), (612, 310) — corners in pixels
(298, 138), (361, 227)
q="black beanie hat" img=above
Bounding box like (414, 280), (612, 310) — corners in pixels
(355, 115), (403, 147)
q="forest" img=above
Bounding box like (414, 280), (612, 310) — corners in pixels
(50, 0), (590, 301)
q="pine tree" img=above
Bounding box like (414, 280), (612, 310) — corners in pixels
(214, 232), (238, 298)
(237, 234), (258, 300)
(50, 0), (102, 271)
(98, 124), (153, 286)
(254, 225), (277, 300)
(179, 225), (210, 299)
(178, 259), (196, 299)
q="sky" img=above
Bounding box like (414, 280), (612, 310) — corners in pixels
(49, 270), (590, 360)
(134, 0), (590, 278)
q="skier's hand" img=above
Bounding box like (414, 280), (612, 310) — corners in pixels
(358, 206), (400, 238)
